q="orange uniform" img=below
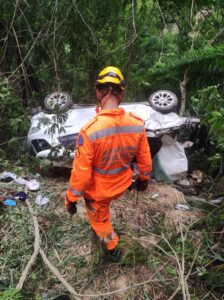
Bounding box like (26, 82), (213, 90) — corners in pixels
(66, 108), (152, 249)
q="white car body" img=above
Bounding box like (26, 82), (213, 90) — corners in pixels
(27, 102), (199, 180)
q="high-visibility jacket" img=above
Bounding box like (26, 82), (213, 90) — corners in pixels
(66, 108), (152, 202)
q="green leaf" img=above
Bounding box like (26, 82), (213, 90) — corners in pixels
(165, 266), (177, 276)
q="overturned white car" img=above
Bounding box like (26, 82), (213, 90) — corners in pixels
(26, 91), (200, 181)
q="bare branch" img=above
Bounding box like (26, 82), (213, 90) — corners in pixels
(179, 69), (189, 116)
(72, 0), (99, 55)
(131, 0), (137, 36)
(16, 195), (40, 291)
(190, 0), (195, 24)
(156, 0), (167, 29)
(39, 249), (81, 300)
(8, 27), (43, 80)
(210, 27), (224, 45)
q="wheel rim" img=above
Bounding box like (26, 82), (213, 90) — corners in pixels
(46, 93), (69, 109)
(151, 91), (175, 109)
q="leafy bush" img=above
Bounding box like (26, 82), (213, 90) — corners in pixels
(0, 79), (30, 160)
(192, 85), (224, 173)
(0, 289), (23, 300)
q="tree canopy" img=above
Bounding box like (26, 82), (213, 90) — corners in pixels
(0, 0), (224, 167)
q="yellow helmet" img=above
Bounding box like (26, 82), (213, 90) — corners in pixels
(96, 66), (125, 90)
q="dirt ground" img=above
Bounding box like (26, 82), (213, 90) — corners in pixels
(42, 175), (203, 298)
(0, 173), (205, 299)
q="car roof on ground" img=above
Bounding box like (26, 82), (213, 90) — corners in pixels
(71, 102), (149, 109)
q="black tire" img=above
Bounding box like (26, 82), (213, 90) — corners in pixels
(149, 90), (178, 114)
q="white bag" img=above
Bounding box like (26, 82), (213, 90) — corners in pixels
(153, 135), (188, 181)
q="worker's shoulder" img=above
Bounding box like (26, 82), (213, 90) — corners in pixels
(128, 112), (144, 123)
(82, 116), (98, 132)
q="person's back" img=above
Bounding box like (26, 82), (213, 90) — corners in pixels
(77, 107), (150, 201)
(65, 66), (152, 260)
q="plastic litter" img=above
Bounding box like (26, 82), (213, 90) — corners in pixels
(13, 191), (27, 201)
(3, 199), (17, 207)
(175, 204), (190, 211)
(35, 195), (49, 206)
(0, 177), (14, 183)
(150, 192), (159, 200)
(0, 172), (40, 191)
(153, 135), (188, 182)
(14, 177), (40, 191)
(25, 179), (40, 191)
(0, 171), (17, 183)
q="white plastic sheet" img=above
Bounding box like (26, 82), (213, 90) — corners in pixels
(35, 195), (49, 206)
(153, 135), (188, 181)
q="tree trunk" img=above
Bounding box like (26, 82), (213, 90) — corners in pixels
(179, 69), (189, 116)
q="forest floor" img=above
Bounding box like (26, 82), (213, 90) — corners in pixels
(0, 167), (223, 300)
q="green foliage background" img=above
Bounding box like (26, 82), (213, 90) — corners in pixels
(0, 0), (224, 171)
(0, 2), (224, 299)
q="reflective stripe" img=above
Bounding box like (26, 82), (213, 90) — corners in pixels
(93, 164), (129, 175)
(69, 186), (84, 196)
(88, 125), (144, 141)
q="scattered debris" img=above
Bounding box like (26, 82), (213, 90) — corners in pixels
(185, 195), (219, 208)
(0, 171), (40, 191)
(149, 192), (159, 200)
(35, 195), (50, 206)
(0, 171), (16, 183)
(176, 178), (190, 186)
(1, 173), (220, 299)
(13, 191), (28, 202)
(145, 184), (186, 209)
(3, 199), (17, 207)
(191, 170), (203, 183)
(175, 204), (191, 211)
(209, 197), (224, 204)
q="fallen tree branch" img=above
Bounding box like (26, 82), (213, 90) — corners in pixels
(39, 249), (81, 300)
(15, 188), (81, 299)
(16, 197), (40, 291)
(16, 188), (180, 298)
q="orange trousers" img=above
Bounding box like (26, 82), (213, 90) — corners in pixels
(85, 198), (118, 250)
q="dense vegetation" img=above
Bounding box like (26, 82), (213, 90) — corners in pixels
(0, 0), (224, 169)
(0, 1), (224, 299)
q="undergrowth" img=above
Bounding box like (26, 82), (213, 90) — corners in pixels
(0, 171), (224, 299)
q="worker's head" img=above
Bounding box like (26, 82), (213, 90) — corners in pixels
(96, 66), (125, 105)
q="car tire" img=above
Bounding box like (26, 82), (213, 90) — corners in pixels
(44, 92), (73, 111)
(149, 90), (178, 114)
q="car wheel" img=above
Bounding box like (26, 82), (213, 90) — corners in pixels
(149, 90), (178, 113)
(44, 92), (73, 111)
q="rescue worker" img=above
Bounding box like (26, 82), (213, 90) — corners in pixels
(65, 66), (152, 260)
